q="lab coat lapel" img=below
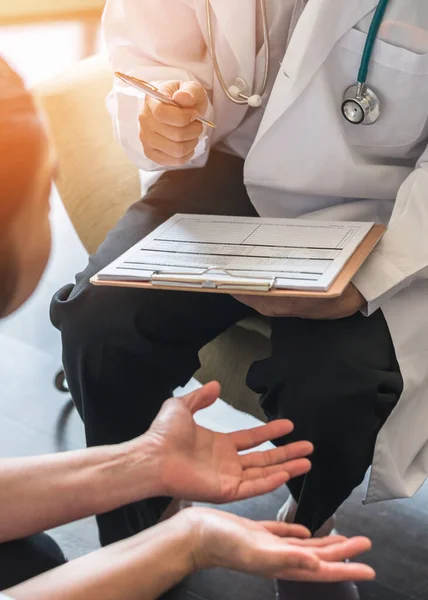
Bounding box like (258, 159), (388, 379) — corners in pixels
(208, 0), (257, 91)
(253, 0), (379, 143)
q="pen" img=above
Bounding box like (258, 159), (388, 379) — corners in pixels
(115, 72), (216, 128)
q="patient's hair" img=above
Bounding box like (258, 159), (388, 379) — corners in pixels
(0, 57), (45, 315)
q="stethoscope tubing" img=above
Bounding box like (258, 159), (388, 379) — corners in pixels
(358, 0), (389, 84)
(205, 0), (389, 125)
(205, 0), (270, 105)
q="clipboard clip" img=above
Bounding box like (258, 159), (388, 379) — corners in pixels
(150, 267), (275, 292)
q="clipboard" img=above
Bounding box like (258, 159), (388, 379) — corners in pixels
(91, 224), (385, 298)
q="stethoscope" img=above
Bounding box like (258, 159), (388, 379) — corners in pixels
(205, 0), (390, 124)
(205, 0), (270, 108)
(341, 0), (389, 125)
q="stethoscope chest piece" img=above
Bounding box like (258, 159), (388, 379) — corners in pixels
(341, 84), (381, 125)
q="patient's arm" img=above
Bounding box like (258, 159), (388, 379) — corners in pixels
(7, 514), (194, 600)
(6, 509), (375, 600)
(0, 440), (158, 543)
(0, 383), (312, 542)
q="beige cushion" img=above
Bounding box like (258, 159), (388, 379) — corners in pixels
(34, 54), (140, 255)
(0, 0), (104, 22)
(239, 316), (271, 339)
(197, 325), (269, 421)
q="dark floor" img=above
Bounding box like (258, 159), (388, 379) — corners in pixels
(0, 328), (427, 600)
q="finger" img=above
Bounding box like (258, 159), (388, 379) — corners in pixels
(155, 80), (181, 98)
(243, 464), (292, 481)
(263, 546), (321, 572)
(313, 538), (372, 562)
(231, 420), (295, 451)
(235, 472), (290, 500)
(283, 458), (312, 479)
(280, 549), (320, 572)
(233, 295), (278, 316)
(241, 442), (314, 468)
(146, 147), (195, 167)
(321, 562), (376, 582)
(260, 521), (311, 539)
(243, 459), (311, 482)
(150, 119), (203, 143)
(232, 295), (257, 310)
(283, 562), (376, 583)
(148, 99), (197, 127)
(181, 382), (221, 415)
(233, 294), (260, 303)
(286, 535), (348, 548)
(173, 80), (208, 111)
(147, 131), (198, 159)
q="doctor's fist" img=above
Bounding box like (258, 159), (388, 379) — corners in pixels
(139, 80), (208, 166)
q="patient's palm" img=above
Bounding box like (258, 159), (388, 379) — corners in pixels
(147, 384), (312, 503)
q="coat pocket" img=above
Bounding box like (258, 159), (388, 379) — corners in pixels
(334, 27), (428, 155)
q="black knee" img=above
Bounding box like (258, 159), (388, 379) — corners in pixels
(51, 280), (133, 347)
(0, 534), (66, 589)
(247, 313), (403, 526)
(50, 281), (131, 415)
(248, 312), (403, 443)
(50, 278), (199, 443)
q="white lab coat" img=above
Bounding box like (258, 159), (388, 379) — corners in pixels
(104, 0), (428, 504)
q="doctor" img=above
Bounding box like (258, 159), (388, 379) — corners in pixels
(52, 1), (428, 598)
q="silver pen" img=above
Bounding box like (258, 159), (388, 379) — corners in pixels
(115, 72), (216, 128)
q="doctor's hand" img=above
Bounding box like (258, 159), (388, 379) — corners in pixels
(234, 284), (366, 320)
(178, 508), (375, 582)
(139, 80), (208, 167)
(137, 382), (313, 503)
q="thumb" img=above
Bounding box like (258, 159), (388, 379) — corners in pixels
(173, 81), (207, 110)
(182, 382), (220, 415)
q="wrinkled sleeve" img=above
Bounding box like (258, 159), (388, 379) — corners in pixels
(353, 143), (428, 315)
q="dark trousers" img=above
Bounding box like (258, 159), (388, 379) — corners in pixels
(51, 151), (403, 544)
(0, 534), (66, 590)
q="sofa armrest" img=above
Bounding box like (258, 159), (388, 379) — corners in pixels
(33, 54), (140, 255)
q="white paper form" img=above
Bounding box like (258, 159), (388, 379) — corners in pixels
(95, 215), (374, 291)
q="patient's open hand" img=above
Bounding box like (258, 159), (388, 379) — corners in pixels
(178, 507), (376, 583)
(140, 382), (313, 503)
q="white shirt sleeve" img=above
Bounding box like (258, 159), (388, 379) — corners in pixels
(103, 0), (214, 172)
(353, 143), (428, 315)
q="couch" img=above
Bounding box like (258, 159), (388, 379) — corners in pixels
(0, 0), (105, 58)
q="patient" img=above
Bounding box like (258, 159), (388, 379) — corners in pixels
(0, 57), (375, 599)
